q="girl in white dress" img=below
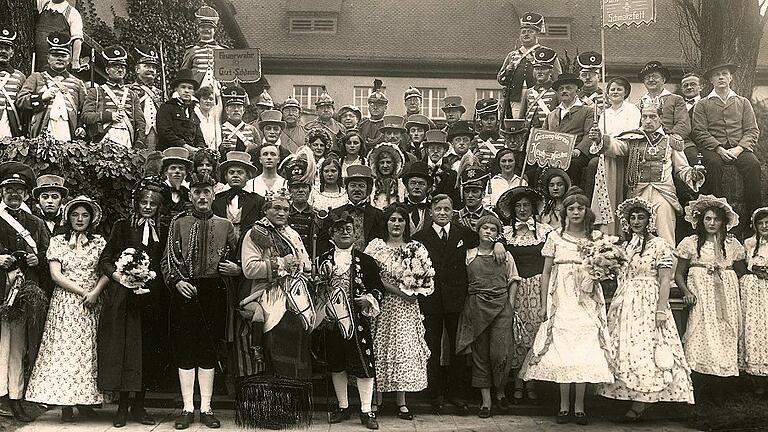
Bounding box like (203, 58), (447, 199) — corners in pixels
(312, 158), (348, 212)
(520, 187), (613, 426)
(739, 207), (768, 391)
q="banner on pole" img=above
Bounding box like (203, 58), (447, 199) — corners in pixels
(525, 128), (577, 170)
(602, 0), (656, 28)
(213, 49), (262, 83)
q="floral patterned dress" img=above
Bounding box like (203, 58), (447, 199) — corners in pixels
(677, 235), (745, 377)
(519, 230), (614, 384)
(739, 236), (768, 376)
(503, 221), (553, 368)
(26, 234), (107, 405)
(598, 237), (694, 403)
(365, 239), (432, 392)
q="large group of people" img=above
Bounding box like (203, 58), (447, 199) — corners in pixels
(0, 4), (765, 431)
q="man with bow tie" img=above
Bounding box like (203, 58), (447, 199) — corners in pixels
(324, 165), (385, 253)
(590, 103), (705, 246)
(131, 45), (164, 151)
(212, 151), (264, 241)
(82, 46), (145, 148)
(17, 32), (87, 142)
(542, 73), (595, 191)
(0, 162), (49, 422)
(692, 63), (761, 225)
(401, 162), (433, 233)
(0, 28), (26, 139)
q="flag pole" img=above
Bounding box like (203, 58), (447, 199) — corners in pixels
(600, 11), (607, 132)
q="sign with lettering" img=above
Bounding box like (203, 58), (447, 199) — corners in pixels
(602, 0), (656, 28)
(525, 128), (577, 170)
(213, 49), (262, 83)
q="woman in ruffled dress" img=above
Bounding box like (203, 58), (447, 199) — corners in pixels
(675, 195), (746, 402)
(495, 186), (553, 404)
(456, 215), (520, 418)
(97, 177), (169, 427)
(597, 197), (694, 422)
(26, 196), (110, 422)
(538, 168), (570, 228)
(519, 187), (613, 425)
(740, 207), (768, 393)
(364, 204), (433, 420)
(312, 157), (348, 212)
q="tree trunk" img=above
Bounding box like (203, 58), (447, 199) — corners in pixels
(0, 0), (37, 74)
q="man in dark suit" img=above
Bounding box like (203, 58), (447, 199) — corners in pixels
(412, 193), (473, 415)
(401, 162), (433, 234)
(0, 162), (49, 422)
(543, 73), (595, 190)
(325, 165), (385, 253)
(423, 130), (460, 209)
(155, 69), (205, 152)
(212, 151), (264, 240)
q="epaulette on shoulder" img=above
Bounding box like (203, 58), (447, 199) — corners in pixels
(249, 224), (272, 248)
(615, 130), (645, 141)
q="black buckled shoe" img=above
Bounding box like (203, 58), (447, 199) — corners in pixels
(359, 411), (379, 430)
(174, 410), (194, 430)
(329, 406), (351, 423)
(200, 410), (221, 428)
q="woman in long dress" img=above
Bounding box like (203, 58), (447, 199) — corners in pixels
(591, 76), (641, 235)
(496, 186), (553, 403)
(456, 215), (519, 417)
(26, 196), (109, 422)
(597, 197), (694, 421)
(519, 187), (613, 426)
(97, 177), (169, 427)
(365, 204), (432, 420)
(675, 195), (745, 402)
(740, 207), (768, 393)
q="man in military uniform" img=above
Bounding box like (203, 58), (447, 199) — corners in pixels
(155, 69), (205, 152)
(440, 96), (465, 132)
(520, 46), (558, 131)
(475, 98), (500, 142)
(17, 32), (87, 142)
(280, 97), (305, 154)
(576, 51), (604, 111)
(181, 6), (227, 93)
(212, 151), (264, 240)
(380, 114), (407, 151)
(0, 28), (26, 139)
(337, 105), (361, 131)
(130, 45), (164, 151)
(358, 80), (387, 148)
(590, 103), (705, 245)
(0, 162), (49, 422)
(456, 164), (496, 231)
(497, 12), (562, 120)
(403, 86), (436, 129)
(304, 88), (346, 151)
(220, 86), (259, 156)
(82, 46), (146, 148)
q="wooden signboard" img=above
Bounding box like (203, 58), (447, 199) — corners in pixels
(213, 49), (262, 83)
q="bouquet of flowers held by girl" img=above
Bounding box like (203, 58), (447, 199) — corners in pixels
(393, 243), (435, 297)
(115, 248), (156, 295)
(577, 232), (628, 283)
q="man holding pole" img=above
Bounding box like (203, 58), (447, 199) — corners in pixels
(497, 12), (561, 120)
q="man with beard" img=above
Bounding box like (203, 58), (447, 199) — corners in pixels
(543, 73), (595, 190)
(17, 33), (87, 142)
(162, 173), (239, 430)
(0, 28), (26, 139)
(212, 151), (264, 240)
(304, 88), (346, 151)
(358, 80), (387, 147)
(156, 69), (205, 152)
(82, 46), (145, 148)
(576, 51), (605, 111)
(324, 165), (385, 253)
(160, 147), (193, 218)
(279, 97), (305, 154)
(32, 174), (68, 237)
(130, 45), (164, 151)
(401, 162), (433, 233)
(497, 12), (561, 119)
(337, 105), (361, 131)
(0, 162), (49, 422)
(220, 86), (259, 156)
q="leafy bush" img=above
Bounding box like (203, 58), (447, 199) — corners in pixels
(751, 98), (768, 202)
(0, 134), (147, 232)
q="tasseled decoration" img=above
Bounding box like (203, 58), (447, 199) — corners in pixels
(235, 376), (313, 430)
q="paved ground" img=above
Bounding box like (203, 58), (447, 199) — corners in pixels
(15, 407), (697, 431)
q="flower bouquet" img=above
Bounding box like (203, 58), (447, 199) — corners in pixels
(577, 233), (627, 283)
(115, 248), (156, 295)
(393, 243), (435, 297)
